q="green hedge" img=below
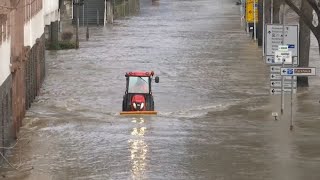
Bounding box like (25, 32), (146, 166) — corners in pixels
(46, 41), (76, 50)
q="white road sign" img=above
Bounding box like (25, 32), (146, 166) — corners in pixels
(270, 74), (297, 80)
(280, 67), (317, 76)
(266, 55), (298, 65)
(270, 66), (281, 73)
(274, 51), (292, 64)
(278, 45), (288, 51)
(270, 88), (297, 95)
(270, 81), (297, 88)
(265, 24), (299, 57)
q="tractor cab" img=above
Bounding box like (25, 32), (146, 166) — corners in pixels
(121, 71), (159, 115)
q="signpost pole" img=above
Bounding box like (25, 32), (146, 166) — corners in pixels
(254, 0), (257, 41)
(271, 0), (273, 24)
(262, 0), (265, 57)
(280, 3), (285, 115)
(290, 58), (294, 131)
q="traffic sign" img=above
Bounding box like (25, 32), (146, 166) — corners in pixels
(270, 88), (297, 95)
(265, 24), (299, 56)
(278, 45), (288, 51)
(266, 56), (298, 65)
(270, 81), (297, 88)
(270, 66), (281, 73)
(264, 24), (299, 65)
(274, 51), (292, 63)
(280, 67), (316, 76)
(270, 74), (297, 80)
(246, 0), (258, 23)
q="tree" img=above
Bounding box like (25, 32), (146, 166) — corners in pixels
(285, 0), (315, 87)
(273, 0), (284, 23)
(285, 0), (320, 52)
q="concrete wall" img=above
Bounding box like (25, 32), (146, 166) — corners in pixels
(24, 9), (45, 47)
(0, 38), (11, 85)
(43, 0), (60, 26)
(0, 15), (13, 156)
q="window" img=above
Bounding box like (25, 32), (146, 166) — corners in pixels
(128, 77), (149, 94)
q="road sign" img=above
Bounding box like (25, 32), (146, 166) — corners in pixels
(270, 66), (281, 73)
(265, 24), (299, 66)
(246, 0), (258, 23)
(270, 88), (297, 95)
(270, 74), (297, 80)
(265, 24), (299, 56)
(274, 51), (292, 64)
(266, 55), (298, 65)
(278, 45), (288, 51)
(270, 81), (297, 88)
(280, 67), (316, 76)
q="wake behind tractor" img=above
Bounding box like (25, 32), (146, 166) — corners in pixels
(120, 71), (159, 115)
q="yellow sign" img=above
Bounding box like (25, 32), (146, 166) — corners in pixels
(246, 0), (258, 23)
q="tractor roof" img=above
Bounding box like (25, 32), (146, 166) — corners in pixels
(126, 71), (154, 77)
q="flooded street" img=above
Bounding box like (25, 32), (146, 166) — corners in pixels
(2, 0), (320, 179)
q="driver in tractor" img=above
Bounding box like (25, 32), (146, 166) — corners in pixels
(133, 77), (148, 93)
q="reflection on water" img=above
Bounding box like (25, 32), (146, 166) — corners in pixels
(129, 117), (148, 179)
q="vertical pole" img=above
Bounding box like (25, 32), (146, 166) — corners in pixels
(123, 0), (126, 17)
(97, 9), (99, 26)
(104, 0), (107, 26)
(83, 4), (85, 26)
(290, 60), (294, 130)
(271, 0), (273, 24)
(262, 0), (265, 56)
(240, 0), (243, 27)
(254, 0), (257, 41)
(76, 1), (79, 49)
(281, 3), (285, 114)
(86, 0), (89, 40)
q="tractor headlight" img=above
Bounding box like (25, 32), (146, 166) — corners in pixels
(133, 103), (137, 109)
(141, 103), (144, 109)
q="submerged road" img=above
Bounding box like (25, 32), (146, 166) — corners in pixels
(2, 0), (320, 179)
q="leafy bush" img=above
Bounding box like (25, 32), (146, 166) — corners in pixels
(61, 31), (73, 41)
(59, 41), (76, 49)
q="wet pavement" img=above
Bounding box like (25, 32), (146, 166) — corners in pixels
(1, 0), (320, 179)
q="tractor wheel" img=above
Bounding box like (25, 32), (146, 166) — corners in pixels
(151, 100), (154, 111)
(122, 95), (129, 111)
(122, 100), (126, 111)
(146, 96), (154, 111)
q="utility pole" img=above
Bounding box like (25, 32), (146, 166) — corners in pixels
(73, 0), (84, 49)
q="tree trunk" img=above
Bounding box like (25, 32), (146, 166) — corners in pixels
(297, 0), (313, 87)
(265, 0), (271, 23)
(273, 0), (283, 23)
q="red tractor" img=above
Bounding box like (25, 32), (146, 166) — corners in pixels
(120, 71), (159, 115)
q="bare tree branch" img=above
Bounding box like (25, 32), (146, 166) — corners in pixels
(284, 0), (319, 37)
(306, 0), (320, 20)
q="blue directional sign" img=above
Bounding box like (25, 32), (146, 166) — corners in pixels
(287, 44), (295, 48)
(280, 67), (317, 76)
(287, 69), (293, 74)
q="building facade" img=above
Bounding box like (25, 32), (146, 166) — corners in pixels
(0, 0), (60, 156)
